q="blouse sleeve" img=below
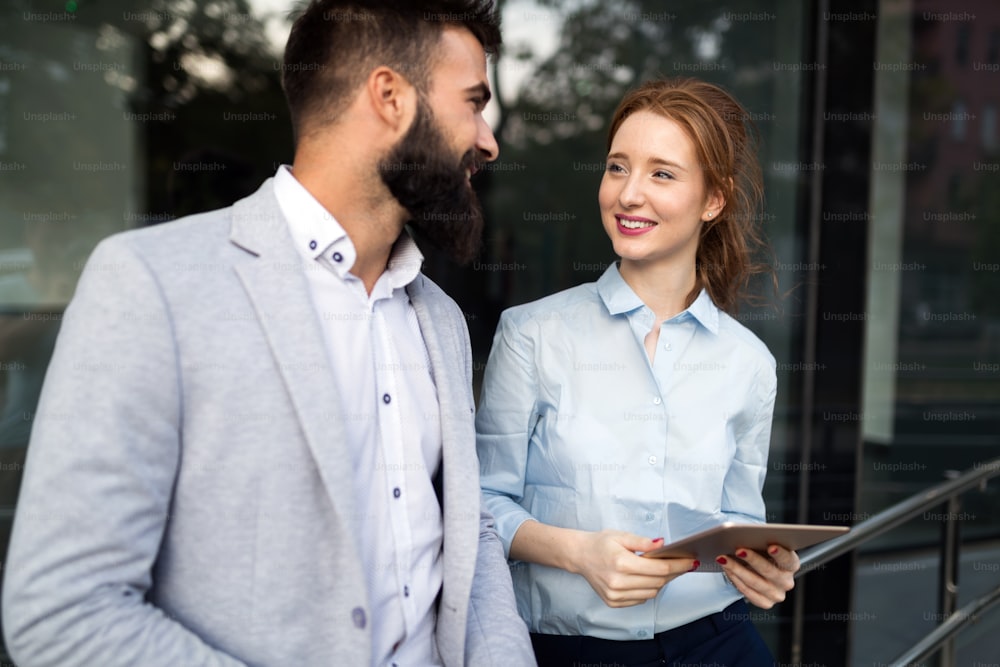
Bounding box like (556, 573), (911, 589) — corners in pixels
(475, 311), (540, 557)
(720, 362), (777, 524)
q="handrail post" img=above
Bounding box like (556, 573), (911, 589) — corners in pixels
(937, 470), (961, 667)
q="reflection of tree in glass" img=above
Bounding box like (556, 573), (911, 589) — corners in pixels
(126, 0), (292, 219)
(503, 0), (780, 146)
(137, 0), (277, 105)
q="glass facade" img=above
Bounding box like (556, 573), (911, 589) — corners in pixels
(852, 0), (1000, 663)
(0, 0), (997, 664)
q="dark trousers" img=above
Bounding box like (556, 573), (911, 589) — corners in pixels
(529, 600), (775, 667)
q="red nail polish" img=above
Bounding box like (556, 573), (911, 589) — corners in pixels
(737, 550), (748, 559)
(716, 556), (727, 565)
(652, 537), (664, 544)
(769, 546), (779, 555)
(689, 560), (700, 571)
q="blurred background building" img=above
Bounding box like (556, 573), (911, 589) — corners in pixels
(0, 0), (998, 664)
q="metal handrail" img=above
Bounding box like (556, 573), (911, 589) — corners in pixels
(888, 583), (1000, 667)
(798, 458), (1000, 573)
(794, 456), (1000, 666)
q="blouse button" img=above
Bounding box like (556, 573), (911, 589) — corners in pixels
(653, 396), (662, 405)
(648, 455), (657, 466)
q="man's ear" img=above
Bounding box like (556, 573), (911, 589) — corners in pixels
(366, 66), (417, 136)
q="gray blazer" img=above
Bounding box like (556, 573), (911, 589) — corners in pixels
(2, 180), (535, 667)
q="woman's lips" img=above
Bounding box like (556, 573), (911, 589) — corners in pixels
(616, 214), (657, 236)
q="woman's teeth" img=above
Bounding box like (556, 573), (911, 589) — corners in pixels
(620, 218), (654, 229)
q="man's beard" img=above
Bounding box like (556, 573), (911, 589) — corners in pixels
(378, 102), (485, 265)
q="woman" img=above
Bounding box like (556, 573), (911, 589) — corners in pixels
(476, 78), (798, 667)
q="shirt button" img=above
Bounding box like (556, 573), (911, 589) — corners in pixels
(308, 240), (317, 250)
(383, 393), (391, 404)
(646, 512), (655, 521)
(663, 342), (672, 351)
(404, 585), (410, 597)
(637, 630), (649, 638)
(351, 607), (366, 629)
(333, 252), (343, 262)
(653, 396), (662, 405)
(393, 487), (401, 498)
(648, 455), (657, 466)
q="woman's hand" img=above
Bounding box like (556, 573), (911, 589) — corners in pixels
(716, 544), (799, 609)
(570, 530), (698, 608)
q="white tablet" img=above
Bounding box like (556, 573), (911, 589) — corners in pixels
(641, 522), (849, 572)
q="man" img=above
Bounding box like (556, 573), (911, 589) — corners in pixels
(1, 1), (536, 665)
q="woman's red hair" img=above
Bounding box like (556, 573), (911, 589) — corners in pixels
(607, 78), (774, 314)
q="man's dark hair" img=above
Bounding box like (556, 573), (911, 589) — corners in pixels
(282, 0), (501, 141)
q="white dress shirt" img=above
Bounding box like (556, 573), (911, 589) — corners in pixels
(273, 165), (444, 667)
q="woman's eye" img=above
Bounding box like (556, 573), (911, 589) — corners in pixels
(653, 170), (675, 180)
(606, 163), (625, 173)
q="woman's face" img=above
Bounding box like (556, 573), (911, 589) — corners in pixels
(599, 110), (723, 273)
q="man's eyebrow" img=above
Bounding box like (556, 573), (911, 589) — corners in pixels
(465, 82), (492, 103)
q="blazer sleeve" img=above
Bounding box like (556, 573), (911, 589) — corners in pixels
(463, 504), (536, 666)
(1, 237), (248, 667)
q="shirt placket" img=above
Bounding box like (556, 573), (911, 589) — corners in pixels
(371, 305), (417, 638)
(622, 307), (668, 639)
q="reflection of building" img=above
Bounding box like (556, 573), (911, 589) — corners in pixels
(893, 1), (1000, 438)
(905, 0), (999, 314)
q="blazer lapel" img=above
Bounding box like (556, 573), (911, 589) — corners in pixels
(406, 276), (478, 505)
(407, 276), (477, 663)
(229, 179), (360, 536)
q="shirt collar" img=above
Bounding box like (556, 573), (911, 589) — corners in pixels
(685, 286), (720, 334)
(273, 164), (423, 287)
(596, 262), (643, 315)
(384, 232), (424, 290)
(274, 164), (351, 268)
(596, 262), (720, 334)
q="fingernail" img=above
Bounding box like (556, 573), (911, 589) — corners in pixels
(652, 537), (664, 544)
(716, 556), (727, 565)
(690, 560), (700, 571)
(736, 550), (748, 559)
(769, 546), (779, 555)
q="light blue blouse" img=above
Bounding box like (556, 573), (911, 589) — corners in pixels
(476, 263), (777, 639)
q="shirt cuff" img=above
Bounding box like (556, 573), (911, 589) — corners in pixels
(483, 496), (537, 559)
